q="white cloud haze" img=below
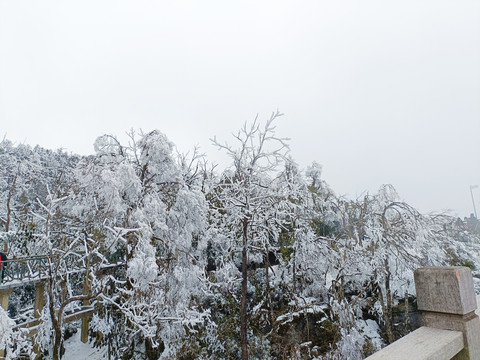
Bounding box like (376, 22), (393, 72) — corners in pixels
(1, 0), (479, 216)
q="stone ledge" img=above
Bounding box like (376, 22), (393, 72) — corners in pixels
(365, 327), (464, 360)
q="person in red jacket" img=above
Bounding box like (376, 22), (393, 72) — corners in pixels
(0, 252), (7, 282)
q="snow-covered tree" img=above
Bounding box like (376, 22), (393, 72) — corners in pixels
(208, 112), (299, 359)
(2, 128), (480, 360)
(85, 131), (211, 359)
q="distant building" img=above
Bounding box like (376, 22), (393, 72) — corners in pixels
(465, 214), (480, 234)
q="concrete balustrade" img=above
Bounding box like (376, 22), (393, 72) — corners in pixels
(365, 326), (464, 360)
(366, 266), (480, 360)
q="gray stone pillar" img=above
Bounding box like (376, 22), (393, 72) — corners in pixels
(415, 266), (480, 360)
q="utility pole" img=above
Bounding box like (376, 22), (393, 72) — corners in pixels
(470, 185), (478, 218)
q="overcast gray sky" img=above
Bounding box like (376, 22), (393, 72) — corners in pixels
(1, 0), (479, 217)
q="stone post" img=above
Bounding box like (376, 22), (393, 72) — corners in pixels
(33, 281), (45, 359)
(414, 266), (480, 360)
(34, 281), (45, 318)
(0, 288), (12, 311)
(81, 272), (92, 343)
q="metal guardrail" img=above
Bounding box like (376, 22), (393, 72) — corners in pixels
(0, 256), (48, 283)
(0, 254), (89, 284)
(0, 254), (124, 285)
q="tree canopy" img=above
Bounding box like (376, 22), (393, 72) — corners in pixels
(1, 119), (479, 360)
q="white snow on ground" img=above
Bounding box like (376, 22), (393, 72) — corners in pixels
(356, 319), (384, 350)
(63, 330), (108, 360)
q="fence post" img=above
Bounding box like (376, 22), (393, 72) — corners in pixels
(0, 289), (12, 311)
(81, 273), (92, 343)
(33, 281), (45, 358)
(34, 281), (45, 318)
(414, 266), (480, 360)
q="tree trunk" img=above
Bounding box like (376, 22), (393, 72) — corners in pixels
(265, 247), (274, 330)
(384, 262), (394, 343)
(241, 218), (249, 360)
(292, 247), (296, 294)
(377, 270), (394, 343)
(52, 326), (63, 360)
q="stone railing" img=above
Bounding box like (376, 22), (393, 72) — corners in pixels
(366, 267), (480, 360)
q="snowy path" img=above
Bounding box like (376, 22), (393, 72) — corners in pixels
(63, 331), (108, 360)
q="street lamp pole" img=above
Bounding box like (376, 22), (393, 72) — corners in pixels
(470, 185), (478, 218)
